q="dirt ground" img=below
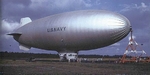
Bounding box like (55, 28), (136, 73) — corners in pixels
(0, 59), (150, 75)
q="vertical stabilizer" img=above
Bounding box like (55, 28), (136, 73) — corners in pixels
(20, 17), (32, 26)
(19, 43), (31, 51)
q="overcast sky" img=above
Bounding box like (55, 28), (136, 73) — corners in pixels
(1, 0), (150, 55)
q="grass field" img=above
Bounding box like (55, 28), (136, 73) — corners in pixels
(0, 59), (150, 75)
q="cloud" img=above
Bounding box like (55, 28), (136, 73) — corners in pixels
(120, 2), (150, 12)
(1, 20), (20, 39)
(2, 0), (128, 22)
(119, 2), (150, 44)
(119, 2), (150, 31)
(141, 2), (147, 8)
(1, 20), (19, 32)
(2, 0), (95, 21)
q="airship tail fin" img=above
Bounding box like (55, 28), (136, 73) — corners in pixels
(7, 32), (22, 35)
(7, 32), (31, 51)
(19, 43), (31, 51)
(20, 17), (32, 26)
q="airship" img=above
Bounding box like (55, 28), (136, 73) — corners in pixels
(8, 10), (131, 61)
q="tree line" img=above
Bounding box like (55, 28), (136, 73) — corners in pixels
(0, 51), (127, 59)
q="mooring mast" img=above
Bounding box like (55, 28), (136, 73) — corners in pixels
(120, 29), (147, 63)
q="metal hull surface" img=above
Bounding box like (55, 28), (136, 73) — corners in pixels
(13, 10), (131, 52)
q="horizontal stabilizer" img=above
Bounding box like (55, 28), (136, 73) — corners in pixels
(19, 44), (31, 51)
(7, 32), (22, 35)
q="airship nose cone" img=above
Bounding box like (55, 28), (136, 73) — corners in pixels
(110, 14), (131, 42)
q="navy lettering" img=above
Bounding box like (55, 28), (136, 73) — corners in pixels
(47, 27), (66, 32)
